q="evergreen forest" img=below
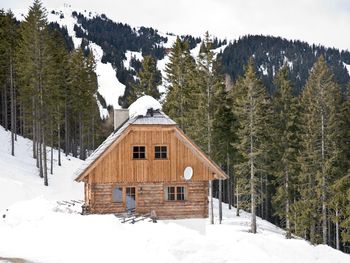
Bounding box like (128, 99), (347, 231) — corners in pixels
(1, 0), (350, 255)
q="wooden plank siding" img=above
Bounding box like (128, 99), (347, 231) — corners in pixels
(87, 181), (208, 219)
(87, 125), (214, 184)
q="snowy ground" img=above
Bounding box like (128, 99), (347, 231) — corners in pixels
(0, 126), (349, 263)
(0, 126), (83, 211)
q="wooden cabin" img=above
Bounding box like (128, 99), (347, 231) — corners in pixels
(75, 108), (228, 219)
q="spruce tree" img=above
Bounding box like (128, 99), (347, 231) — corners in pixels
(0, 10), (18, 155)
(16, 0), (50, 185)
(194, 32), (216, 155)
(271, 66), (299, 238)
(231, 57), (270, 233)
(163, 37), (198, 134)
(297, 56), (342, 244)
(128, 55), (162, 104)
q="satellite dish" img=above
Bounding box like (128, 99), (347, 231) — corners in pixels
(183, 166), (193, 180)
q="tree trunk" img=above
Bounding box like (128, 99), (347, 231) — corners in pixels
(209, 180), (214, 224)
(285, 168), (291, 238)
(335, 205), (340, 250)
(4, 83), (8, 131)
(14, 83), (17, 141)
(38, 121), (43, 178)
(64, 99), (69, 156)
(260, 175), (264, 219)
(236, 185), (240, 217)
(32, 97), (36, 159)
(58, 121), (61, 166)
(10, 56), (15, 156)
(79, 112), (85, 160)
(250, 98), (257, 234)
(321, 110), (327, 245)
(43, 125), (48, 186)
(50, 121), (53, 175)
(219, 179), (222, 224)
(92, 116), (95, 150)
(227, 150), (231, 209)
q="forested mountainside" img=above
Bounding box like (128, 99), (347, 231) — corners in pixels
(69, 12), (350, 103)
(220, 35), (350, 94)
(71, 11), (226, 107)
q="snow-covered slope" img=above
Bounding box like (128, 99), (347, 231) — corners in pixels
(0, 127), (349, 263)
(0, 126), (83, 211)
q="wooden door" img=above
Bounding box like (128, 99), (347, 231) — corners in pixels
(126, 187), (136, 211)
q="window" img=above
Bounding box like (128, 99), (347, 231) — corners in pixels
(155, 146), (167, 159)
(176, 186), (185, 201)
(112, 187), (123, 202)
(167, 186), (175, 201)
(165, 186), (186, 201)
(133, 146), (146, 159)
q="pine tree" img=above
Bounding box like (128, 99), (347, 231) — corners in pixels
(297, 56), (342, 244)
(163, 37), (198, 134)
(16, 0), (50, 185)
(232, 57), (270, 233)
(128, 55), (162, 104)
(330, 84), (350, 249)
(0, 10), (18, 155)
(271, 65), (299, 238)
(212, 73), (236, 210)
(194, 32), (216, 155)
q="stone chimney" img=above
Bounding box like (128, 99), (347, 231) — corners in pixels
(114, 109), (129, 130)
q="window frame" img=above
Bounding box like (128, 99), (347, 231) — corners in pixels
(154, 145), (168, 160)
(165, 186), (186, 201)
(132, 145), (146, 160)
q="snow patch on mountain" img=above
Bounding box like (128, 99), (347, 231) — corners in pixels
(124, 50), (143, 70)
(89, 42), (125, 112)
(47, 8), (81, 51)
(47, 6), (125, 118)
(259, 64), (268, 75)
(343, 62), (350, 75)
(284, 56), (294, 70)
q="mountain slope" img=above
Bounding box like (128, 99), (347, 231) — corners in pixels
(0, 126), (349, 263)
(45, 6), (350, 115)
(0, 126), (83, 211)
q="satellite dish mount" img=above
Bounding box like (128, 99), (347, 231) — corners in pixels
(183, 166), (193, 180)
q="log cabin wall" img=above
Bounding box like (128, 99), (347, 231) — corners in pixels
(87, 181), (208, 219)
(86, 125), (213, 184)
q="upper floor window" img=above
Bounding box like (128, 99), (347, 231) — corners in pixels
(133, 146), (146, 159)
(155, 146), (167, 159)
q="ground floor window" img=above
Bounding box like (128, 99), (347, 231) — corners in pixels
(112, 187), (123, 202)
(165, 186), (186, 201)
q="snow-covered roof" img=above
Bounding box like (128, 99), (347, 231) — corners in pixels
(133, 110), (176, 125)
(74, 109), (175, 181)
(129, 95), (161, 119)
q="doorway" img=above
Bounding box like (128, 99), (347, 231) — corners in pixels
(126, 187), (136, 211)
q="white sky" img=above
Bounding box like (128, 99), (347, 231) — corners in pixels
(2, 0), (350, 51)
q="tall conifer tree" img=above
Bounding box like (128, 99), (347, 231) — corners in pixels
(128, 55), (162, 104)
(232, 58), (270, 233)
(297, 56), (341, 244)
(163, 37), (198, 134)
(271, 66), (299, 238)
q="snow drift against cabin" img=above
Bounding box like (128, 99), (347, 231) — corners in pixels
(128, 95), (162, 119)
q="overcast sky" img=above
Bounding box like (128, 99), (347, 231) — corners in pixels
(2, 0), (350, 51)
